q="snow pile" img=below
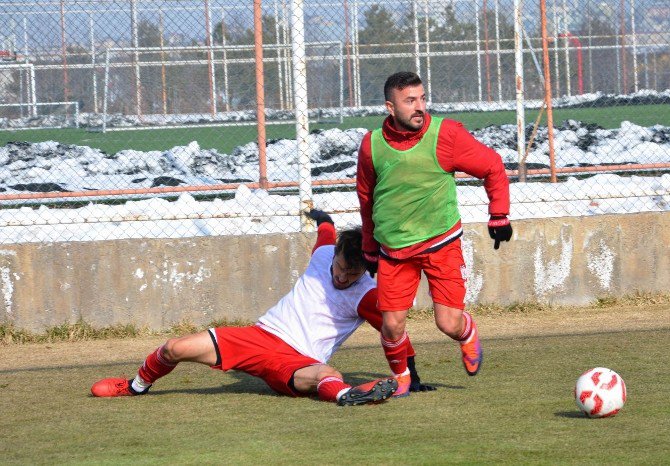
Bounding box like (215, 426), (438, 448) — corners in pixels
(1, 173), (668, 244)
(1, 121), (668, 195)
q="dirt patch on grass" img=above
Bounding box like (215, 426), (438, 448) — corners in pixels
(1, 301), (668, 371)
(0, 336), (168, 371)
(347, 301), (670, 345)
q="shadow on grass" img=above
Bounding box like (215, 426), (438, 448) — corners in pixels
(136, 371), (464, 398)
(343, 371), (465, 390)
(144, 371), (278, 397)
(554, 411), (589, 419)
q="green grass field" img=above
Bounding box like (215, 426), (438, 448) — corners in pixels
(1, 302), (669, 465)
(1, 104), (668, 156)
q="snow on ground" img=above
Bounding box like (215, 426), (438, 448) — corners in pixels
(1, 173), (669, 244)
(1, 120), (669, 195)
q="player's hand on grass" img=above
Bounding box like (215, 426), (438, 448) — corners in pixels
(488, 215), (513, 250)
(306, 209), (334, 226)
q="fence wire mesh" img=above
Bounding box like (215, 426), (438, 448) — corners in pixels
(0, 0), (669, 244)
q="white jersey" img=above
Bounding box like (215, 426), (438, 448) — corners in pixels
(257, 245), (376, 363)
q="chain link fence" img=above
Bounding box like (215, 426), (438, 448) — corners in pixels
(0, 0), (669, 243)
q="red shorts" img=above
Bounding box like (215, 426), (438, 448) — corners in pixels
(377, 239), (466, 311)
(210, 325), (320, 397)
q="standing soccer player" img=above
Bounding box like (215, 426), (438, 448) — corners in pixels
(356, 71), (512, 397)
(91, 210), (433, 406)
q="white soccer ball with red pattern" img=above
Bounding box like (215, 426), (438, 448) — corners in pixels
(574, 367), (626, 418)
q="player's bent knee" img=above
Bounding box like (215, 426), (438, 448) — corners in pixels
(434, 308), (463, 337)
(316, 365), (342, 381)
(161, 338), (182, 363)
(382, 321), (406, 340)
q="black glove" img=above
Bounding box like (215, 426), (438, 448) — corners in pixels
(488, 215), (513, 250)
(306, 209), (334, 226)
(408, 355), (437, 392)
(363, 251), (378, 278)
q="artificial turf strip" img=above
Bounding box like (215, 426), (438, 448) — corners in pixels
(1, 103), (667, 156)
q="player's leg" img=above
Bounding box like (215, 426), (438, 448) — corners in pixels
(91, 331), (217, 397)
(377, 256), (422, 397)
(238, 334), (397, 405)
(424, 240), (482, 376)
(434, 302), (481, 376)
(292, 364), (397, 406)
(433, 302), (465, 338)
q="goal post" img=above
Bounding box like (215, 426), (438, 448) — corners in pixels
(0, 62), (36, 117)
(99, 42), (344, 132)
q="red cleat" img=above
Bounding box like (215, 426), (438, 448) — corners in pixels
(460, 320), (483, 376)
(392, 372), (411, 398)
(337, 378), (397, 406)
(91, 378), (144, 397)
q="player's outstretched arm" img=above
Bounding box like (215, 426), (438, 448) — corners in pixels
(304, 209), (336, 253)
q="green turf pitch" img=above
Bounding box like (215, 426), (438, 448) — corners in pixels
(1, 325), (668, 464)
(1, 104), (668, 156)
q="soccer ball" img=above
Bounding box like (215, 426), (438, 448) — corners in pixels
(574, 367), (626, 418)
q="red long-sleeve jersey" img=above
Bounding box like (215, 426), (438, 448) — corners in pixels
(312, 222), (415, 357)
(356, 113), (510, 256)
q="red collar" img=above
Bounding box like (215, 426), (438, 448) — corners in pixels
(381, 113), (432, 150)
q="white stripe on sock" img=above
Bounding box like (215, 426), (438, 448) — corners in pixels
(317, 376), (343, 390)
(381, 331), (408, 348)
(131, 375), (151, 393)
(335, 387), (351, 401)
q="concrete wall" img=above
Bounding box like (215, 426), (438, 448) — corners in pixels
(1, 212), (668, 332)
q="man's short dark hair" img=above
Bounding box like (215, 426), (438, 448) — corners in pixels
(334, 227), (365, 271)
(384, 71), (423, 101)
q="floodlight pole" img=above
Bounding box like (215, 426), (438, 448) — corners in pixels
(540, 0), (557, 183)
(290, 0), (314, 231)
(273, 0), (285, 110)
(412, 0), (420, 76)
(60, 0), (70, 106)
(89, 14), (98, 113)
(204, 0), (217, 116)
(343, 0), (354, 107)
(159, 10), (168, 115)
(474, 1), (483, 102)
(130, 0), (142, 119)
(494, 0), (503, 101)
(352, 1), (361, 107)
(513, 0), (526, 181)
(483, 0), (492, 102)
(630, 0), (638, 92)
(253, 0), (268, 189)
(424, 0), (432, 104)
(220, 8), (231, 112)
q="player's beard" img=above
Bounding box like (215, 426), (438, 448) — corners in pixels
(395, 111), (424, 132)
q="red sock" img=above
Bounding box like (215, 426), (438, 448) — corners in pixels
(137, 345), (178, 384)
(317, 376), (350, 402)
(458, 311), (473, 342)
(381, 332), (408, 375)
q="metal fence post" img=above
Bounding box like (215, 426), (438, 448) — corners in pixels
(290, 0), (313, 231)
